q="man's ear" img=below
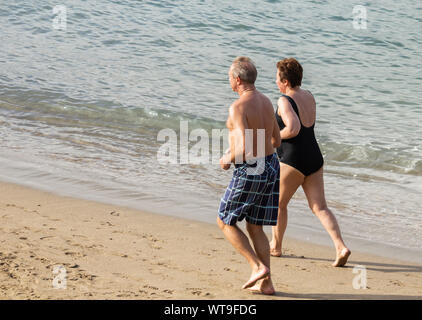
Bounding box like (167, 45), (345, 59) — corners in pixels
(236, 76), (242, 86)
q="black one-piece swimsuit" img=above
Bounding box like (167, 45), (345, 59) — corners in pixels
(275, 94), (324, 176)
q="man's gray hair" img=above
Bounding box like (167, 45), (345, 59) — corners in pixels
(231, 56), (257, 84)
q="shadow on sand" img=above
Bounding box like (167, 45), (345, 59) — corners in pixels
(278, 254), (422, 274)
(271, 291), (422, 300)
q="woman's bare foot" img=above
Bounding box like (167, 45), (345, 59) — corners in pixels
(248, 277), (275, 295)
(270, 249), (282, 257)
(269, 241), (282, 257)
(242, 265), (270, 289)
(332, 248), (351, 267)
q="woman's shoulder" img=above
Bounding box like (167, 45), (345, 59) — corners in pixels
(277, 95), (293, 110)
(302, 89), (315, 101)
(277, 94), (292, 105)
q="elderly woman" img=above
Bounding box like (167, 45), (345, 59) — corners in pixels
(271, 58), (351, 267)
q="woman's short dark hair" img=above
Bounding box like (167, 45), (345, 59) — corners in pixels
(276, 58), (303, 88)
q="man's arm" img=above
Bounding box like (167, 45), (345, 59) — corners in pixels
(277, 97), (300, 139)
(221, 103), (248, 164)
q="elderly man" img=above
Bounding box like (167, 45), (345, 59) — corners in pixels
(217, 56), (281, 295)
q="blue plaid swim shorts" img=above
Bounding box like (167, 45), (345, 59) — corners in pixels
(218, 153), (280, 226)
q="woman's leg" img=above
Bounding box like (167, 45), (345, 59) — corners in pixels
(270, 163), (304, 256)
(302, 167), (351, 266)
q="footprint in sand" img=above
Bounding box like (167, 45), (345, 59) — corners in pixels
(71, 234), (87, 239)
(389, 280), (403, 287)
(187, 287), (212, 297)
(64, 251), (86, 258)
(40, 236), (54, 240)
(143, 285), (159, 291)
(6, 204), (24, 209)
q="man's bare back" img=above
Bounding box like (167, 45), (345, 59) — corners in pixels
(222, 90), (281, 167)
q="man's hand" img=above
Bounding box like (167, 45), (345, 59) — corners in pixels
(220, 156), (231, 170)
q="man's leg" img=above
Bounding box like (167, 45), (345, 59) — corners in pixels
(246, 222), (275, 295)
(217, 217), (269, 288)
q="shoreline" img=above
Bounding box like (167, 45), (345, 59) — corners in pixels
(0, 163), (421, 266)
(0, 180), (421, 299)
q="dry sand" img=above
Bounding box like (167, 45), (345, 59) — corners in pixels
(0, 181), (421, 300)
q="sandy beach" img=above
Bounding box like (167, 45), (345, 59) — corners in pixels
(0, 180), (421, 300)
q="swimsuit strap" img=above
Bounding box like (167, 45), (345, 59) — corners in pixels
(282, 94), (316, 129)
(281, 94), (302, 126)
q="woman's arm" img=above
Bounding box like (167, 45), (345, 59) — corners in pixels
(277, 96), (300, 139)
(271, 116), (282, 148)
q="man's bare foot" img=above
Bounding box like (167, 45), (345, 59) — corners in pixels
(242, 265), (270, 289)
(270, 241), (282, 257)
(248, 277), (275, 295)
(332, 248), (351, 267)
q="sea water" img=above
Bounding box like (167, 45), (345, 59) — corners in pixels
(1, 0), (421, 262)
